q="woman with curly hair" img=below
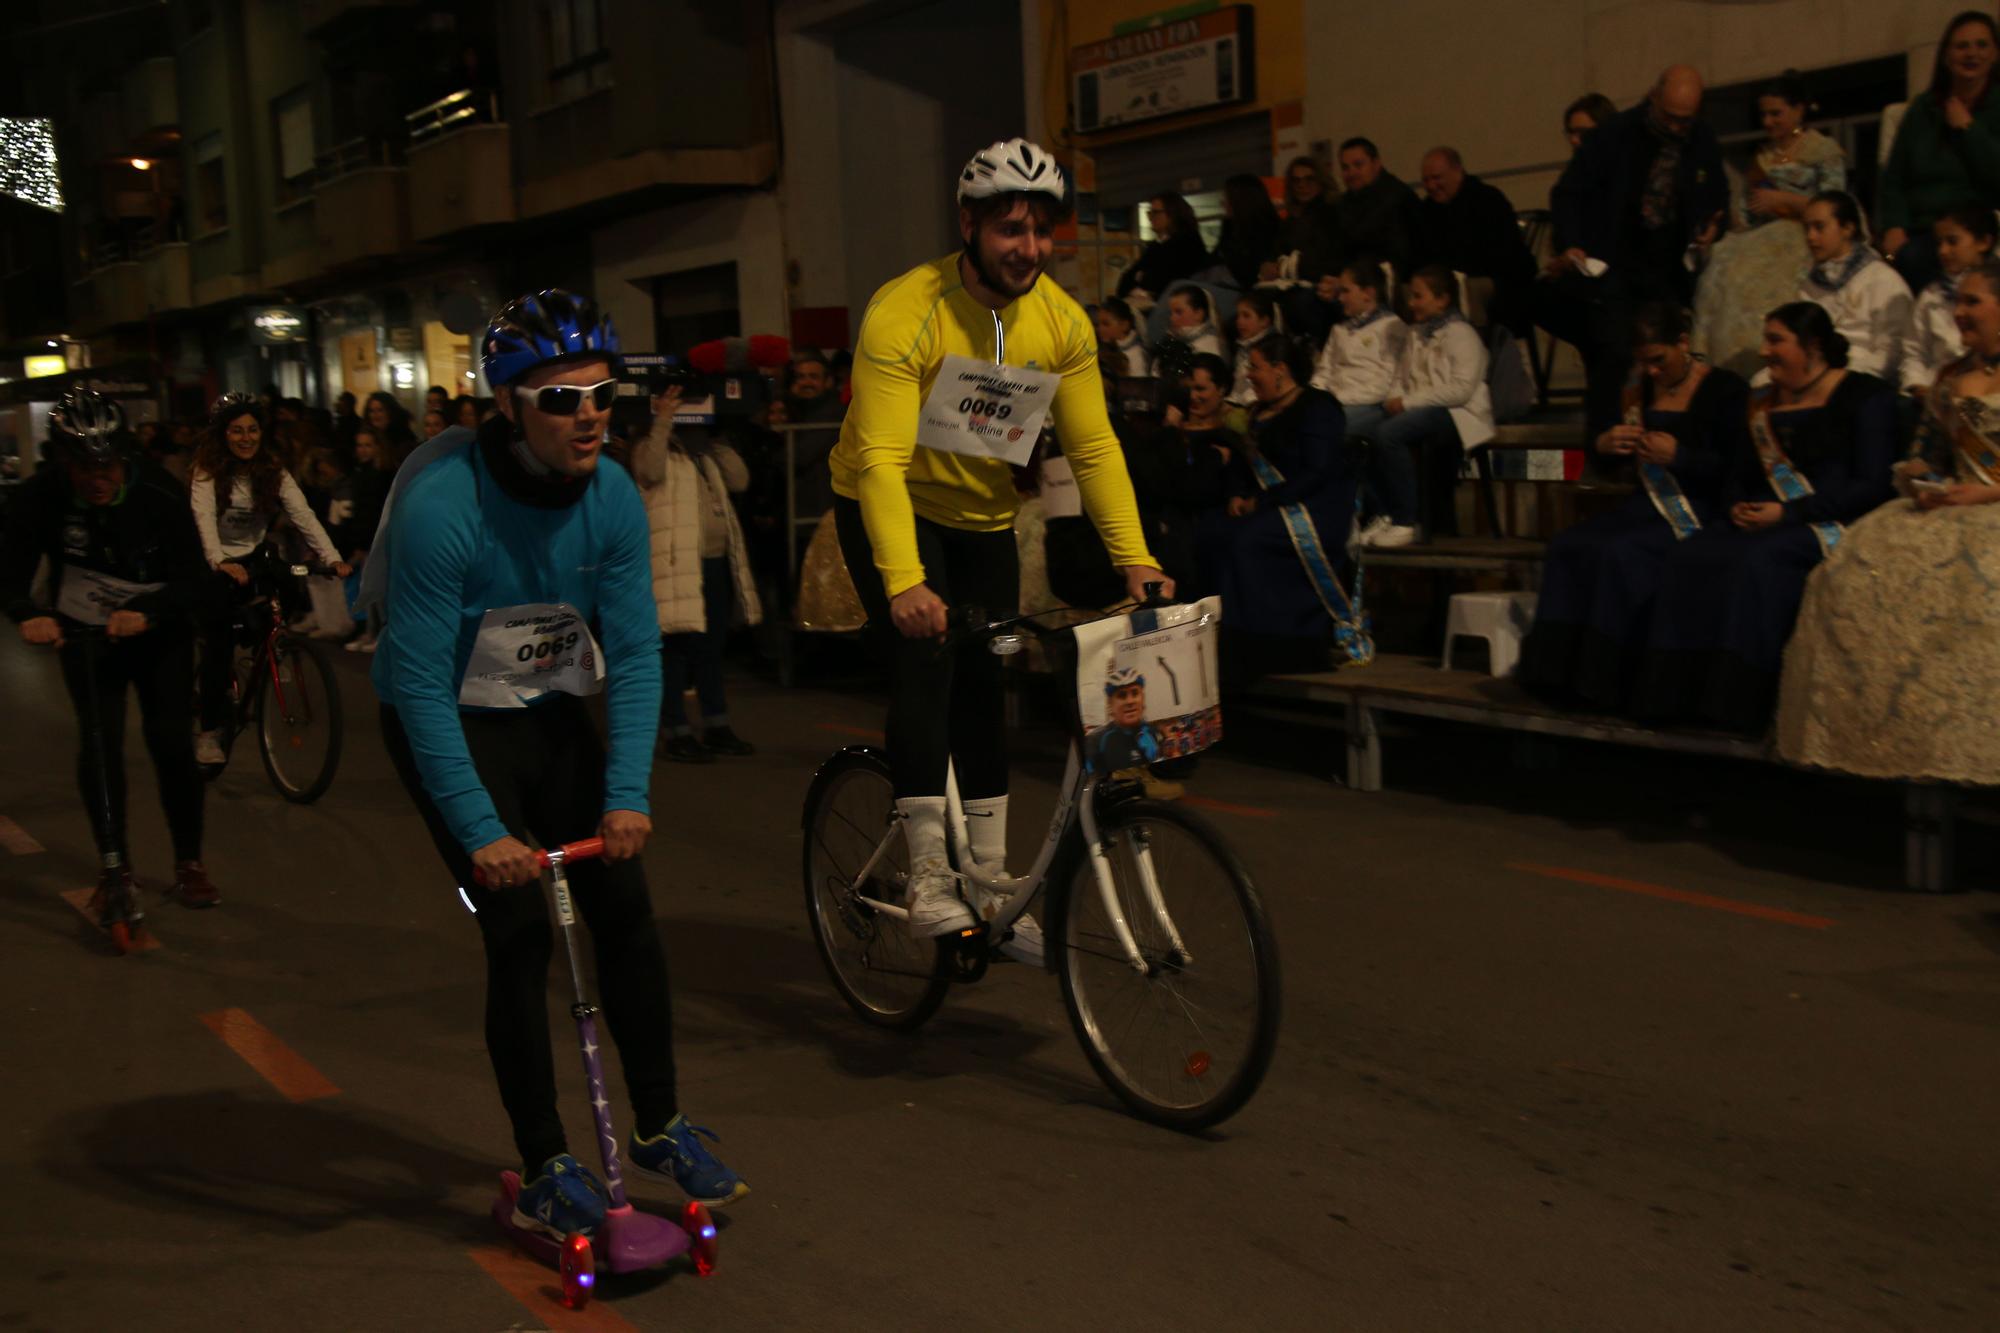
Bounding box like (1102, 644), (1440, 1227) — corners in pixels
(188, 393), (348, 763)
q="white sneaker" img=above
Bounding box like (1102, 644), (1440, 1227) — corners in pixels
(194, 731), (225, 765)
(1351, 515), (1392, 550)
(905, 862), (975, 938)
(1370, 524), (1419, 549)
(344, 634), (376, 653)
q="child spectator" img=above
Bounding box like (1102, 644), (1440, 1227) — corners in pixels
(1312, 261), (1410, 424)
(1366, 265), (1495, 545)
(1165, 286), (1228, 361)
(1900, 201), (1997, 398)
(1092, 297), (1153, 378)
(1228, 291), (1285, 407)
(1797, 190), (1912, 384)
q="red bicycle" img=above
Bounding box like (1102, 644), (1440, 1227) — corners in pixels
(197, 551), (344, 803)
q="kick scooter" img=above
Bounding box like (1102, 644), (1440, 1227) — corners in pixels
(486, 837), (716, 1308)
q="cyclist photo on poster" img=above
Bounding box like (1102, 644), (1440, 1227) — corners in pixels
(1076, 595), (1223, 772)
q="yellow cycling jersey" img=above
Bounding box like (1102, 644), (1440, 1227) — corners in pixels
(830, 253), (1155, 598)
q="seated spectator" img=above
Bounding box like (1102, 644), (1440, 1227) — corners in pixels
(1878, 10), (2000, 294)
(1138, 351), (1238, 593)
(1364, 265), (1495, 543)
(1269, 155), (1344, 340)
(1630, 302), (1896, 732)
(1117, 192), (1210, 301)
(631, 382), (762, 763)
(1092, 296), (1153, 377)
(1691, 71), (1846, 379)
(1519, 301), (1748, 709)
(1164, 285), (1228, 360)
(1227, 290), (1284, 406)
(1414, 146), (1536, 334)
(1215, 174), (1283, 292)
(1203, 336), (1366, 667)
(1899, 201), (1995, 399)
(1796, 190), (1913, 384)
(768, 350), (847, 519)
(1332, 138), (1421, 281)
(1778, 255), (2000, 781)
(1312, 259), (1409, 424)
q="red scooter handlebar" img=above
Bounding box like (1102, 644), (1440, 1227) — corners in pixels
(538, 837), (604, 867)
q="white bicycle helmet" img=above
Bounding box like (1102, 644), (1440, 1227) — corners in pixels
(958, 138), (1066, 204)
(1104, 664), (1145, 694)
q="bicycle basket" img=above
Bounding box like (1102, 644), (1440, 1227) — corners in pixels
(1071, 595), (1223, 773)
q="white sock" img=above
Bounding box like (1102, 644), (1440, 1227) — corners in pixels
(964, 795), (1008, 871)
(895, 797), (949, 873)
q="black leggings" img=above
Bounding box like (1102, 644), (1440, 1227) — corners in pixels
(58, 627), (203, 864)
(381, 698), (678, 1176)
(196, 570), (246, 732)
(834, 497), (1017, 801)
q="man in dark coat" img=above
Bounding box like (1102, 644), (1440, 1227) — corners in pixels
(1548, 64), (1728, 434)
(1415, 147), (1537, 336)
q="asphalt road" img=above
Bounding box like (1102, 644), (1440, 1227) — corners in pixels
(2, 633), (1996, 1332)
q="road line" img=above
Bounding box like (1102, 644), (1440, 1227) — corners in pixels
(0, 816), (44, 854)
(1506, 862), (1834, 930)
(1182, 795), (1277, 819)
(197, 1008), (340, 1102)
(816, 722), (885, 741)
(468, 1245), (639, 1331)
(58, 888), (161, 951)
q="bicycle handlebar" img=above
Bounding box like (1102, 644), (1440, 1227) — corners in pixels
(940, 585), (1179, 655)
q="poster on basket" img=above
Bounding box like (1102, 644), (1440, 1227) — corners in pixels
(1072, 596), (1223, 773)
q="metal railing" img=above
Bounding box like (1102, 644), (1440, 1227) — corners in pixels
(314, 136), (404, 185)
(405, 87), (501, 144)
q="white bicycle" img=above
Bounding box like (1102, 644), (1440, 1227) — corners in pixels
(801, 602), (1280, 1130)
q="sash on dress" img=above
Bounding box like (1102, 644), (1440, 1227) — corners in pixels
(1747, 388), (1842, 556)
(1246, 451), (1373, 665)
(1926, 374), (2000, 486)
(1621, 380), (1702, 540)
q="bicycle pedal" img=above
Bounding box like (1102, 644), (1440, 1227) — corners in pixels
(948, 924), (991, 982)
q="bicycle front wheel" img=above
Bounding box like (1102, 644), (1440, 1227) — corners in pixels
(1057, 799), (1280, 1130)
(802, 749), (951, 1031)
(255, 638), (344, 803)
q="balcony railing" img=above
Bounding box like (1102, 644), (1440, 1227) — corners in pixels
(314, 136), (405, 186)
(406, 87), (500, 144)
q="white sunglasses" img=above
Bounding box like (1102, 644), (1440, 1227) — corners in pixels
(515, 378), (619, 416)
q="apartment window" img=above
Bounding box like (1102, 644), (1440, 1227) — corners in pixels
(541, 0), (612, 108)
(272, 88), (314, 207)
(193, 132), (226, 234)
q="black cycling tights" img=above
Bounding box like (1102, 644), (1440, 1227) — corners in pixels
(834, 497), (1019, 801)
(382, 698), (678, 1177)
(58, 628), (203, 864)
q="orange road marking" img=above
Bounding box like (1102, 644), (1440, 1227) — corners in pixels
(816, 722), (885, 741)
(198, 1008), (340, 1102)
(0, 817), (43, 854)
(1182, 795), (1277, 819)
(1506, 862), (1834, 930)
(468, 1245), (640, 1331)
(58, 888), (160, 951)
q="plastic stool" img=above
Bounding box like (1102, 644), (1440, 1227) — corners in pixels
(1441, 590), (1538, 677)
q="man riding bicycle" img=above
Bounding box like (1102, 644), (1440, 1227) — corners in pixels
(373, 290), (747, 1244)
(1, 390), (219, 911)
(831, 138), (1172, 942)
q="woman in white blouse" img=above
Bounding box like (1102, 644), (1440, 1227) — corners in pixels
(1796, 190), (1913, 384)
(188, 393), (347, 763)
(1364, 265), (1495, 542)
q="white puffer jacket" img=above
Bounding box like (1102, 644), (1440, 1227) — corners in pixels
(629, 418), (762, 635)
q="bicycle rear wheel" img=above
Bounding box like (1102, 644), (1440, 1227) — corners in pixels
(1056, 799), (1280, 1130)
(255, 638), (344, 803)
(802, 749), (951, 1030)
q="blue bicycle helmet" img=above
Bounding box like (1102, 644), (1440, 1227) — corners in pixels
(481, 289), (621, 388)
(1104, 664), (1145, 694)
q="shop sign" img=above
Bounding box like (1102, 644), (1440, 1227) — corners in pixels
(248, 305), (309, 345)
(1072, 6), (1251, 133)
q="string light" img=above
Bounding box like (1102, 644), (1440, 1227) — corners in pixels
(0, 118), (63, 212)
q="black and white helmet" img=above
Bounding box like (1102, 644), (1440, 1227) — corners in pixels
(957, 138), (1066, 204)
(48, 389), (126, 465)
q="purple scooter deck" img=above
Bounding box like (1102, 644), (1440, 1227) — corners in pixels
(493, 1171), (695, 1274)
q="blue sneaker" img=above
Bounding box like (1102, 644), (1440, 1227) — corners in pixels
(512, 1154), (608, 1240)
(628, 1115), (750, 1207)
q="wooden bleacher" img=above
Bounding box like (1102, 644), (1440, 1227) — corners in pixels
(1252, 654), (1986, 893)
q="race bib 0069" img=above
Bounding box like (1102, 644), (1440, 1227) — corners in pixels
(458, 602), (606, 708)
(915, 354), (1060, 466)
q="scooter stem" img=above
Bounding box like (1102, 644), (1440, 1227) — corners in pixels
(543, 839), (629, 1208)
